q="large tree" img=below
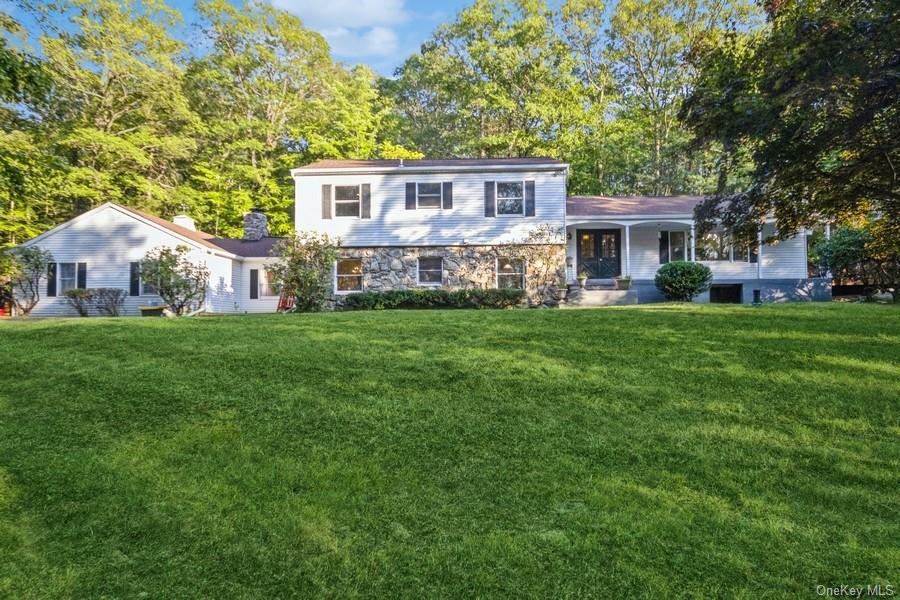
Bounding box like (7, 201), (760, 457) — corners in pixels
(682, 0), (899, 244)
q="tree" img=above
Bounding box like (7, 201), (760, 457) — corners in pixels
(23, 0), (196, 217)
(3, 246), (54, 316)
(269, 232), (340, 312)
(140, 245), (209, 315)
(817, 225), (900, 301)
(682, 0), (899, 246)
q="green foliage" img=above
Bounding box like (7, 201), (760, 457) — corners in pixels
(92, 287), (127, 316)
(683, 0), (899, 244)
(5, 246), (53, 316)
(63, 288), (93, 317)
(140, 245), (209, 315)
(340, 287), (525, 311)
(654, 261), (713, 301)
(269, 232), (340, 312)
(817, 225), (900, 300)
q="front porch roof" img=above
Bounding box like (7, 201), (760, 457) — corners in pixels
(566, 195), (703, 219)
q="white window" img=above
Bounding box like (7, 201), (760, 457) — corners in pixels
(416, 183), (442, 209)
(417, 257), (443, 285)
(670, 231), (687, 261)
(697, 231), (755, 263)
(260, 270), (281, 297)
(59, 262), (77, 293)
(334, 185), (361, 217)
(141, 275), (158, 296)
(336, 259), (363, 292)
(496, 182), (524, 215)
(497, 257), (525, 289)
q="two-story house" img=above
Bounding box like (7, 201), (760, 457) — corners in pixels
(11, 157), (830, 316)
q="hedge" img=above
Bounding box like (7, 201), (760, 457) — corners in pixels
(340, 288), (525, 310)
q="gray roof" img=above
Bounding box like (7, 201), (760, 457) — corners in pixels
(567, 195), (705, 217)
(211, 237), (284, 258)
(296, 157), (565, 170)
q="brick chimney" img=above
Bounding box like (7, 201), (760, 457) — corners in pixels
(243, 208), (268, 241)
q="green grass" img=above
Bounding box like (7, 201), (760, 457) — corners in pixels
(1, 304), (898, 598)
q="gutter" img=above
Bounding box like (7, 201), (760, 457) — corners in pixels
(291, 164), (569, 177)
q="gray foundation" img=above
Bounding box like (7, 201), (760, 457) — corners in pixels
(632, 278), (832, 304)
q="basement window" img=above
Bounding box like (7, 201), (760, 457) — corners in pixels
(336, 259), (363, 292)
(497, 257), (525, 289)
(418, 257), (443, 285)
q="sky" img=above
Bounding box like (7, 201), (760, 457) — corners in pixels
(4, 0), (471, 76)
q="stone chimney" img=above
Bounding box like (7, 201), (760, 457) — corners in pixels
(172, 214), (196, 231)
(243, 208), (269, 241)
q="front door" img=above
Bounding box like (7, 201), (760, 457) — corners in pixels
(577, 229), (621, 279)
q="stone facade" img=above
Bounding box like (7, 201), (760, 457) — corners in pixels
(336, 245), (566, 305)
(242, 210), (269, 241)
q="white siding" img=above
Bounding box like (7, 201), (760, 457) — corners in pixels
(237, 258), (280, 313)
(565, 223), (809, 281)
(18, 205), (239, 316)
(294, 169), (567, 246)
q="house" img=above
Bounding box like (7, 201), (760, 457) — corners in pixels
(13, 157), (830, 316)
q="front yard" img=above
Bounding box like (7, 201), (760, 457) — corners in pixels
(1, 304), (898, 597)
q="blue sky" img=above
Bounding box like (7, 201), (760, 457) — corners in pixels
(4, 0), (471, 76)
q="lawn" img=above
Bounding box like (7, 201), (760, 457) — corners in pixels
(0, 303), (898, 598)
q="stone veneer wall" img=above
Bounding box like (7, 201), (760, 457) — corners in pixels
(336, 245), (566, 305)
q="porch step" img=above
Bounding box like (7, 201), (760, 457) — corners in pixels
(585, 278), (617, 290)
(564, 288), (638, 308)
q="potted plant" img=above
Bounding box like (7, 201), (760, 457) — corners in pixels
(577, 271), (588, 289)
(615, 276), (632, 290)
(556, 278), (569, 301)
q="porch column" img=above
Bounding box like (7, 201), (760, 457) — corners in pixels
(624, 225), (631, 276)
(757, 228), (763, 279)
(690, 223), (696, 261)
(825, 223), (831, 239)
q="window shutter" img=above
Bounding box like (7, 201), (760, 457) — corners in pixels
(321, 184), (332, 219)
(524, 180), (535, 216)
(249, 269), (259, 299)
(46, 263), (57, 297)
(659, 231), (670, 264)
(442, 182), (453, 209)
(129, 262), (140, 296)
(406, 182), (416, 210)
(361, 183), (371, 219)
(484, 181), (495, 218)
(749, 245), (759, 264)
(77, 262), (87, 289)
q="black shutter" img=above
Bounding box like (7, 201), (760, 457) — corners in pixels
(77, 262), (87, 289)
(659, 231), (670, 264)
(749, 242), (759, 264)
(406, 182), (416, 210)
(484, 181), (495, 217)
(321, 184), (332, 219)
(361, 183), (371, 219)
(442, 182), (453, 209)
(524, 180), (535, 216)
(47, 263), (57, 297)
(129, 262), (141, 296)
(249, 269), (259, 299)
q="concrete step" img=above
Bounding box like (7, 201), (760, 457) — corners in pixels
(563, 289), (638, 307)
(585, 278), (617, 290)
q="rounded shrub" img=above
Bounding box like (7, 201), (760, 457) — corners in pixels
(654, 261), (713, 301)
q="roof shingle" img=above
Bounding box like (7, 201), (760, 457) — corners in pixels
(566, 195), (704, 217)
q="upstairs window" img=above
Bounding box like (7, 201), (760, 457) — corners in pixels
(496, 182), (524, 215)
(334, 185), (361, 217)
(497, 257), (525, 289)
(336, 259), (363, 292)
(416, 183), (442, 209)
(417, 257), (443, 285)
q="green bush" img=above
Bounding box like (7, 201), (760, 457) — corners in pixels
(654, 261), (713, 301)
(340, 288), (525, 310)
(63, 288), (94, 317)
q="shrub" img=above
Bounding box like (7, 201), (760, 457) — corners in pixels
(2, 247), (54, 316)
(269, 232), (340, 312)
(140, 245), (209, 315)
(654, 261), (713, 301)
(340, 288), (525, 310)
(63, 288), (94, 317)
(93, 288), (127, 316)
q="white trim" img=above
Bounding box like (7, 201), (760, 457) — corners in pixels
(415, 182), (443, 210)
(259, 268), (280, 298)
(57, 262), (77, 294)
(293, 163), (568, 177)
(333, 183), (363, 219)
(417, 256), (443, 286)
(334, 258), (363, 294)
(495, 256), (526, 289)
(495, 180), (526, 216)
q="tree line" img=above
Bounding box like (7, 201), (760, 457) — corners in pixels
(1, 0), (896, 269)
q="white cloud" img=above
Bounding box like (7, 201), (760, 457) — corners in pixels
(271, 0), (409, 29)
(321, 26), (399, 58)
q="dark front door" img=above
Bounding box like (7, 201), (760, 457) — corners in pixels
(577, 229), (621, 279)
